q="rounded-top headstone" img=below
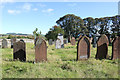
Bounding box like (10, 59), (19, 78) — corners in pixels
(35, 38), (47, 62)
(111, 36), (120, 60)
(71, 37), (76, 45)
(13, 41), (26, 61)
(2, 38), (8, 48)
(95, 34), (109, 59)
(11, 38), (16, 48)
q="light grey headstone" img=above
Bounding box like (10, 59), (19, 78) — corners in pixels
(55, 38), (61, 49)
(48, 39), (53, 45)
(57, 33), (64, 48)
(2, 39), (8, 48)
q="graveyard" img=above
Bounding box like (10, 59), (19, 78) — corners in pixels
(1, 37), (119, 78)
(1, 1), (120, 79)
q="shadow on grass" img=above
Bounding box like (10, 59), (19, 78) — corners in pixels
(3, 59), (34, 64)
(61, 59), (76, 61)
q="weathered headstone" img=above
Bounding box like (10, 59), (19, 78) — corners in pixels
(34, 36), (39, 46)
(111, 36), (120, 60)
(35, 38), (47, 62)
(71, 37), (76, 45)
(2, 39), (8, 48)
(48, 39), (53, 45)
(11, 38), (16, 48)
(93, 36), (97, 48)
(57, 33), (64, 48)
(95, 34), (109, 59)
(13, 41), (26, 61)
(77, 36), (90, 60)
(20, 39), (24, 42)
(55, 38), (61, 49)
(63, 39), (68, 44)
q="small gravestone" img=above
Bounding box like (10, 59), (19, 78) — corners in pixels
(34, 37), (39, 46)
(11, 38), (16, 48)
(13, 41), (26, 61)
(48, 39), (53, 45)
(55, 38), (61, 49)
(2, 39), (8, 48)
(57, 33), (64, 48)
(95, 34), (109, 59)
(77, 36), (90, 60)
(35, 38), (47, 62)
(111, 36), (120, 60)
(71, 37), (76, 45)
(63, 39), (68, 44)
(20, 39), (24, 42)
(93, 36), (97, 48)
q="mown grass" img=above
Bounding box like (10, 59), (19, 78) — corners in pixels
(1, 42), (119, 78)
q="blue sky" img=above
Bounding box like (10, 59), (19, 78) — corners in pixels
(1, 2), (118, 35)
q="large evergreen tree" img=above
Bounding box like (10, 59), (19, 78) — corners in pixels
(56, 14), (87, 39)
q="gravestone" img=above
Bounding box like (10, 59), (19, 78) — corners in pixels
(57, 33), (64, 48)
(63, 39), (68, 44)
(35, 38), (47, 62)
(111, 36), (120, 60)
(2, 39), (8, 48)
(71, 37), (76, 45)
(13, 41), (26, 61)
(20, 39), (24, 42)
(95, 34), (109, 59)
(93, 36), (97, 48)
(77, 36), (90, 60)
(34, 36), (39, 46)
(11, 38), (16, 48)
(48, 39), (53, 45)
(55, 38), (61, 49)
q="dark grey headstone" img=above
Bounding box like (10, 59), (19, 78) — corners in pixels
(13, 41), (26, 61)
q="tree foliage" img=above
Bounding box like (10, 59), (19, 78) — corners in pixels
(45, 25), (64, 40)
(56, 14), (87, 38)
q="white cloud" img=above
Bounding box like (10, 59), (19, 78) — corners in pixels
(42, 8), (54, 13)
(33, 8), (38, 11)
(23, 3), (32, 11)
(8, 10), (21, 14)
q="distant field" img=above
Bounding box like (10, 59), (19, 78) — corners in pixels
(1, 42), (119, 78)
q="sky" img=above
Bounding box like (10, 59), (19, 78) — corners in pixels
(0, 1), (119, 35)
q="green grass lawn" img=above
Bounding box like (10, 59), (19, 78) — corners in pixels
(1, 42), (119, 78)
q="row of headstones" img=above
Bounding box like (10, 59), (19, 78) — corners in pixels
(77, 34), (120, 60)
(12, 34), (119, 62)
(1, 38), (16, 48)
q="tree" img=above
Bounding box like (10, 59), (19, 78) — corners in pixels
(45, 25), (64, 40)
(111, 15), (120, 37)
(56, 14), (87, 39)
(33, 28), (41, 36)
(83, 17), (97, 36)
